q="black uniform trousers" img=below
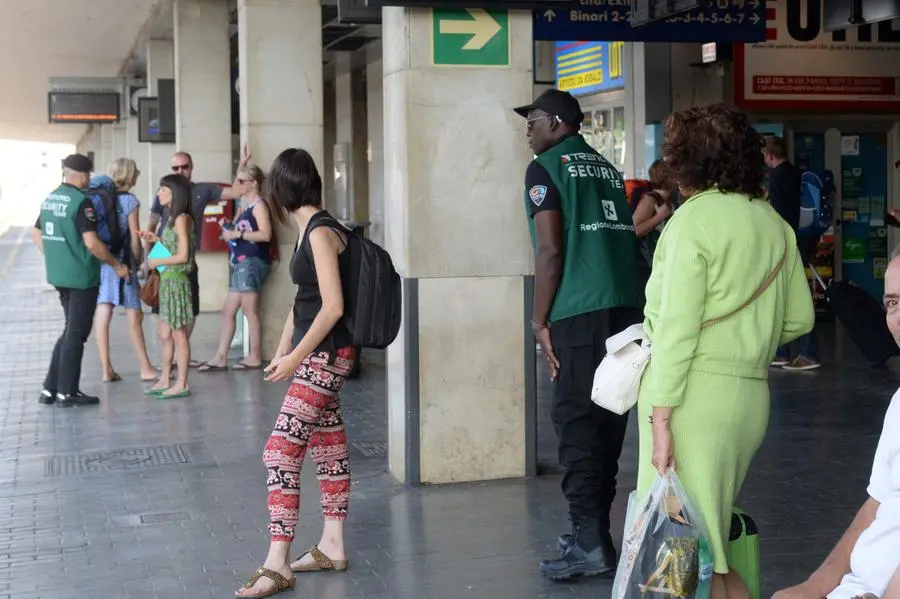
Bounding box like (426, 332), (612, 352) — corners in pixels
(550, 306), (642, 531)
(44, 286), (99, 395)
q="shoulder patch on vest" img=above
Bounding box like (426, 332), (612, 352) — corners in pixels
(83, 205), (96, 222)
(529, 185), (548, 207)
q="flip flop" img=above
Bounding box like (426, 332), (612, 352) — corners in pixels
(197, 362), (229, 373)
(159, 388), (191, 399)
(291, 545), (349, 573)
(236, 567), (294, 598)
(102, 372), (122, 383)
(232, 361), (264, 371)
(144, 387), (169, 396)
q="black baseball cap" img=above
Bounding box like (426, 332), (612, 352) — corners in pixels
(61, 153), (93, 174)
(513, 89), (584, 126)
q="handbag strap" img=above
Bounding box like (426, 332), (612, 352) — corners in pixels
(701, 241), (787, 329)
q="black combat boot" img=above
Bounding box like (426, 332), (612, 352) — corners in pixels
(539, 519), (617, 581)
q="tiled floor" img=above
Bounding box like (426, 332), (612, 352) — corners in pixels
(0, 225), (897, 598)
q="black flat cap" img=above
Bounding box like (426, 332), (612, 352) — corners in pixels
(62, 154), (93, 174)
(513, 89), (584, 126)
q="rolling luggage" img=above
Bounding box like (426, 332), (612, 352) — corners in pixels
(728, 508), (760, 599)
(811, 267), (899, 366)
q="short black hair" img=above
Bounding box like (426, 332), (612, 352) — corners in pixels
(267, 148), (322, 219)
(158, 174), (193, 227)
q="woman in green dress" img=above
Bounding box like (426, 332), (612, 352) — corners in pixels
(636, 104), (815, 599)
(138, 174), (196, 399)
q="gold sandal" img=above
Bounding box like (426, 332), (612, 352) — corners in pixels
(236, 567), (294, 598)
(291, 545), (349, 573)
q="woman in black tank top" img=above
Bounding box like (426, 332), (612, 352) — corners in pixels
(237, 149), (355, 598)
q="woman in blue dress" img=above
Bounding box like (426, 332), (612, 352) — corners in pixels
(93, 158), (156, 382)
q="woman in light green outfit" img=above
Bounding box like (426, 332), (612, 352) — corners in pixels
(138, 174), (196, 399)
(636, 104), (815, 599)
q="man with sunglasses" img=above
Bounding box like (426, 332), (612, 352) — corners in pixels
(145, 148), (250, 347)
(513, 89), (643, 582)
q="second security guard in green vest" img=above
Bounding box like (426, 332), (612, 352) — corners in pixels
(514, 89), (643, 581)
(32, 153), (130, 408)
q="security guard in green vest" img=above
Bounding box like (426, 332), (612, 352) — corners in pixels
(32, 154), (129, 408)
(514, 90), (644, 580)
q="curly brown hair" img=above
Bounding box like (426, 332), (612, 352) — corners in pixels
(662, 103), (764, 199)
(648, 159), (670, 190)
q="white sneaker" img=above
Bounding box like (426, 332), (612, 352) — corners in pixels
(782, 356), (821, 371)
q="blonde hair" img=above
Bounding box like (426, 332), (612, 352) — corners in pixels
(239, 163), (266, 188)
(107, 158), (140, 191)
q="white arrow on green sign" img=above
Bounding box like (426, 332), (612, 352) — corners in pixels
(432, 8), (510, 67)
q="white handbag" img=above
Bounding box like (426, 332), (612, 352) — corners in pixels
(590, 240), (788, 416)
(590, 323), (651, 415)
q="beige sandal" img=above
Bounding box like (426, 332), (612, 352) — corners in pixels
(236, 567), (294, 598)
(291, 545), (349, 573)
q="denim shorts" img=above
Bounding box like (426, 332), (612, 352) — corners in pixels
(229, 256), (269, 293)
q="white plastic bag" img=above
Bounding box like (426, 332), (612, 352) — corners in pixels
(590, 323), (651, 415)
(612, 469), (714, 599)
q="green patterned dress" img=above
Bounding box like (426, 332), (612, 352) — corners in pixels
(159, 223), (195, 330)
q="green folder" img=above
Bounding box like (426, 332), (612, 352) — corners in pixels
(148, 242), (172, 273)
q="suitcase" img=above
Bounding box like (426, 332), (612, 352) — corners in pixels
(812, 268), (899, 366)
(728, 508), (760, 599)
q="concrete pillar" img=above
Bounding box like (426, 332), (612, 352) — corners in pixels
(323, 79), (336, 211)
(237, 0), (323, 358)
(382, 7), (533, 484)
(624, 43), (671, 179)
(146, 38), (175, 216)
(333, 59), (354, 220)
(174, 0), (233, 311)
(126, 116), (150, 200)
(366, 58), (384, 247)
(110, 124), (128, 164)
(99, 126), (114, 174)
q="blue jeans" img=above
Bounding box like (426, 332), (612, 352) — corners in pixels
(776, 326), (819, 362)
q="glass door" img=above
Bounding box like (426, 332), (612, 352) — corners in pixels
(582, 106), (625, 173)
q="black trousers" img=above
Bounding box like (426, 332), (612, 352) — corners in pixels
(550, 307), (642, 531)
(44, 286), (99, 395)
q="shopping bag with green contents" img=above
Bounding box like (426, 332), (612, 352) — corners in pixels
(612, 468), (714, 599)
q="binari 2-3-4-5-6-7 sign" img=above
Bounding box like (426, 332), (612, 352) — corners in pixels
(533, 0), (766, 43)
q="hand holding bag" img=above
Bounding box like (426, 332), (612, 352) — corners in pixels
(591, 243), (788, 415)
(590, 323), (652, 415)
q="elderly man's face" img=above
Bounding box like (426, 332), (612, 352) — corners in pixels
(883, 258), (900, 346)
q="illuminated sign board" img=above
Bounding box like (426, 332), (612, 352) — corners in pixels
(48, 92), (121, 124)
(555, 41), (625, 97)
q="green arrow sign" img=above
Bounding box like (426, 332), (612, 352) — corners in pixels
(432, 8), (510, 67)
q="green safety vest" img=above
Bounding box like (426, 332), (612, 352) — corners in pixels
(526, 134), (643, 322)
(39, 183), (100, 289)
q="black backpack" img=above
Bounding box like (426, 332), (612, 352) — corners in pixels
(303, 213), (402, 349)
(87, 180), (125, 256)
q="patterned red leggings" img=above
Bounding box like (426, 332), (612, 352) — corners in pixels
(264, 346), (355, 542)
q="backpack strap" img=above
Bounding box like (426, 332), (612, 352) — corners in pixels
(299, 212), (350, 267)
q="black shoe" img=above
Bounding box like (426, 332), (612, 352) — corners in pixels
(558, 533), (574, 553)
(540, 523), (617, 581)
(38, 389), (56, 405)
(56, 391), (100, 408)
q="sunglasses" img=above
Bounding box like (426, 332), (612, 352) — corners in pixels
(171, 163), (191, 172)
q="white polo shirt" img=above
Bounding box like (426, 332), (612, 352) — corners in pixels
(829, 391), (900, 599)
